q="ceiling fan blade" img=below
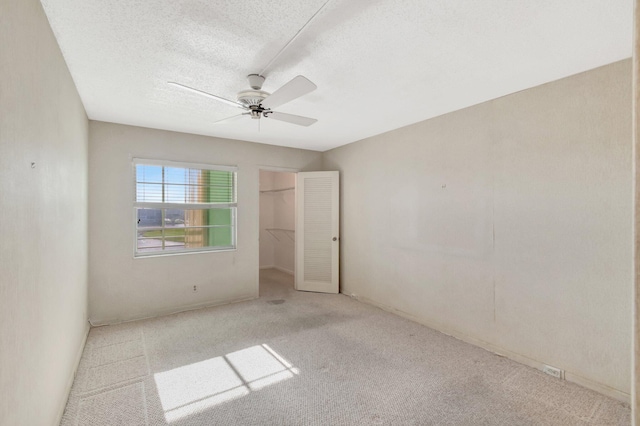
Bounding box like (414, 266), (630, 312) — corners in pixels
(168, 82), (245, 109)
(265, 111), (317, 127)
(261, 76), (317, 109)
(212, 113), (248, 125)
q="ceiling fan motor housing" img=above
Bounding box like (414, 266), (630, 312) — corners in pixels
(237, 74), (269, 109)
(236, 89), (270, 108)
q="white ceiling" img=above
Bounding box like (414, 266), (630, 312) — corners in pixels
(40, 0), (632, 152)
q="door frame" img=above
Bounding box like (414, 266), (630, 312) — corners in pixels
(257, 165), (300, 295)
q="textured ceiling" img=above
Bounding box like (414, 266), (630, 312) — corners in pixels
(40, 0), (632, 152)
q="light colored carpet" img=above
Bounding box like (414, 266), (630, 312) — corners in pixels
(61, 269), (630, 425)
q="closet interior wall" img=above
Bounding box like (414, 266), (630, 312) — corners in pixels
(259, 170), (296, 275)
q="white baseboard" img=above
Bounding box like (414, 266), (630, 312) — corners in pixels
(273, 266), (294, 276)
(56, 320), (90, 425)
(346, 293), (630, 404)
(260, 265), (294, 276)
(89, 294), (257, 326)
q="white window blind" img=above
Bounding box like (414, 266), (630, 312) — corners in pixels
(134, 159), (237, 256)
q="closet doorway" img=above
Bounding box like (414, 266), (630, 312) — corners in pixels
(259, 169), (296, 295)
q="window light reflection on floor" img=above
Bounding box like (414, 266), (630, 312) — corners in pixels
(154, 344), (300, 423)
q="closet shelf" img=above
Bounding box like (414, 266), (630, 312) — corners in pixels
(260, 187), (294, 193)
(265, 228), (295, 242)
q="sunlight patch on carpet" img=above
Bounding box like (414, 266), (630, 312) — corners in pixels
(154, 344), (299, 422)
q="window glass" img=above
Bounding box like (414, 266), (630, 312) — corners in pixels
(134, 162), (237, 256)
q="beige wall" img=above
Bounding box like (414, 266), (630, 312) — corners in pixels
(324, 60), (633, 399)
(0, 1), (89, 425)
(89, 122), (322, 324)
(634, 0), (639, 421)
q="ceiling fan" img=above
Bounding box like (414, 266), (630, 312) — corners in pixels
(168, 0), (331, 128)
(168, 74), (318, 127)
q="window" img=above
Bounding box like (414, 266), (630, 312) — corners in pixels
(134, 159), (237, 256)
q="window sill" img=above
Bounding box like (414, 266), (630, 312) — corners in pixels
(134, 247), (237, 259)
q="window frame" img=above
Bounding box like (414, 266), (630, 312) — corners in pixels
(133, 158), (238, 258)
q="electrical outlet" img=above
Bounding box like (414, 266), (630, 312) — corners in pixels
(542, 365), (564, 379)
(193, 285), (197, 292)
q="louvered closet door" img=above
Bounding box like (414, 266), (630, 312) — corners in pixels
(295, 171), (339, 293)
